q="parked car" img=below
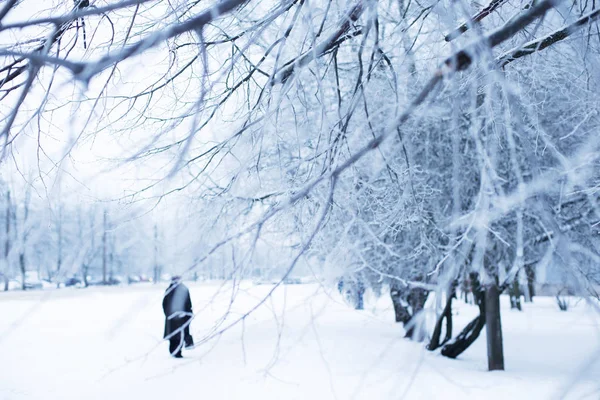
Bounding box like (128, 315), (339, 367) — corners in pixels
(253, 278), (278, 285)
(64, 277), (82, 287)
(86, 276), (123, 286)
(106, 276), (123, 285)
(26, 281), (44, 290)
(40, 279), (56, 289)
(87, 276), (104, 286)
(7, 279), (21, 290)
(8, 278), (44, 290)
(23, 271), (44, 290)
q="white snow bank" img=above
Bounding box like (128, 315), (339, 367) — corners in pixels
(0, 283), (599, 399)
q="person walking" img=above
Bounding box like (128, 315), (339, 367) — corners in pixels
(162, 276), (194, 358)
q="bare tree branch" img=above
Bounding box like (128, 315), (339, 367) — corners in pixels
(498, 8), (600, 67)
(0, 0), (155, 30)
(445, 0), (510, 41)
(272, 1), (365, 84)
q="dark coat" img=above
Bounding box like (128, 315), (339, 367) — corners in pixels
(162, 282), (193, 340)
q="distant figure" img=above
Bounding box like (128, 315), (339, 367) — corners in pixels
(162, 276), (194, 358)
(356, 280), (365, 310)
(337, 278), (344, 293)
(338, 276), (366, 310)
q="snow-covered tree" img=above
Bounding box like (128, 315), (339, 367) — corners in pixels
(2, 0), (600, 371)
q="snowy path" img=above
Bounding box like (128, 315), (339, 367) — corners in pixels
(1, 283), (599, 399)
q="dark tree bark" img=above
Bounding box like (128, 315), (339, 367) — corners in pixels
(445, 0), (509, 41)
(153, 223), (160, 284)
(19, 253), (26, 291)
(441, 314), (486, 358)
(460, 271), (472, 304)
(3, 189), (10, 291)
(497, 8), (600, 67)
(509, 276), (522, 310)
(405, 287), (429, 341)
(525, 263), (536, 301)
(18, 189), (30, 291)
(82, 264), (89, 288)
(441, 273), (486, 358)
(81, 210), (94, 288)
(428, 280), (457, 351)
(556, 293), (569, 311)
(343, 279), (365, 310)
(390, 282), (429, 341)
(485, 283), (505, 370)
(390, 283), (411, 324)
(102, 210), (107, 285)
(55, 203), (63, 287)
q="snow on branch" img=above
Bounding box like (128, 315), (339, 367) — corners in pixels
(0, 0), (154, 30)
(272, 1), (365, 84)
(329, 0), (563, 181)
(445, 0), (510, 42)
(1, 0), (251, 84)
(497, 8), (600, 67)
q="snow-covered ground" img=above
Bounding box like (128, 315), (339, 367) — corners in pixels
(1, 282), (599, 400)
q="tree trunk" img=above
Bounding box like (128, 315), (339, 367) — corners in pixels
(19, 253), (26, 290)
(55, 204), (63, 286)
(461, 272), (472, 304)
(390, 283), (429, 341)
(109, 247), (114, 283)
(390, 283), (411, 324)
(485, 283), (505, 370)
(153, 223), (159, 284)
(81, 208), (94, 288)
(19, 189), (30, 291)
(406, 287), (429, 341)
(102, 210), (107, 285)
(525, 263), (535, 302)
(441, 273), (485, 358)
(345, 280), (365, 310)
(82, 264), (89, 288)
(3, 189), (11, 291)
(428, 281), (457, 350)
(441, 314), (485, 358)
